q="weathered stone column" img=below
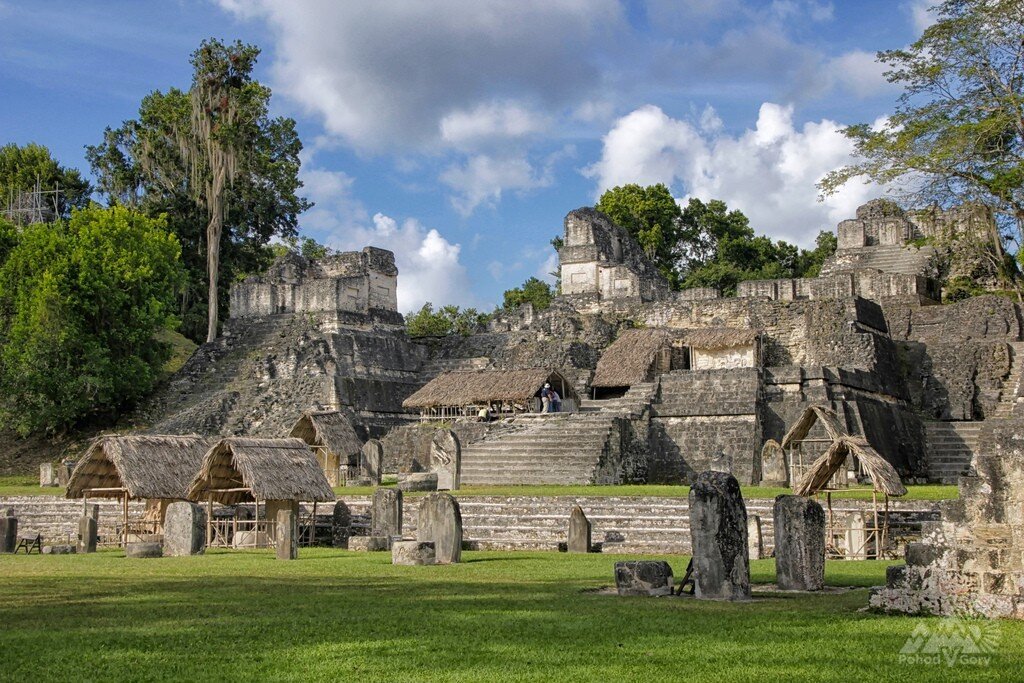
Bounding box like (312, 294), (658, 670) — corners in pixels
(78, 515), (98, 554)
(360, 439), (384, 485)
(371, 488), (402, 538)
(747, 515), (764, 561)
(276, 508), (298, 560)
(567, 506), (591, 553)
(164, 501), (207, 557)
(760, 440), (788, 487)
(431, 429), (461, 491)
(688, 470), (750, 600)
(0, 509), (16, 554)
(773, 495), (826, 590)
(332, 500), (351, 548)
(39, 463), (57, 487)
(416, 493), (462, 564)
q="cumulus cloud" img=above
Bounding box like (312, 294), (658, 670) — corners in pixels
(906, 0), (936, 33)
(296, 165), (474, 311)
(826, 50), (892, 98)
(440, 152), (560, 217)
(586, 103), (884, 245)
(219, 0), (622, 152)
(440, 101), (550, 148)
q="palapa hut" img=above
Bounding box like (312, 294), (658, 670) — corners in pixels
(591, 328), (674, 398)
(678, 328), (761, 371)
(403, 368), (580, 418)
(66, 434), (215, 543)
(187, 437), (335, 548)
(783, 405), (907, 559)
(288, 411), (363, 486)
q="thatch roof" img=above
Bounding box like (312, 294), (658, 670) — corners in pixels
(289, 411), (362, 457)
(186, 437), (336, 505)
(592, 328), (673, 388)
(66, 435), (215, 500)
(679, 328), (761, 350)
(780, 405), (847, 449)
(793, 436), (907, 497)
(402, 368), (578, 408)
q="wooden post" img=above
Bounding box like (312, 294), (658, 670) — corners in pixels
(207, 494), (213, 548)
(122, 492), (129, 547)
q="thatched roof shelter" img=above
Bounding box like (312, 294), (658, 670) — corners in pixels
(187, 437), (336, 505)
(402, 368), (578, 409)
(66, 434), (215, 500)
(794, 436), (907, 497)
(592, 328), (673, 388)
(678, 328), (760, 350)
(780, 405), (847, 450)
(289, 411), (362, 460)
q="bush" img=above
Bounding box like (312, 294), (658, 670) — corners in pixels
(0, 206), (184, 434)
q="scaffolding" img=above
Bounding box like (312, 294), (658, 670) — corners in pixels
(2, 177), (62, 225)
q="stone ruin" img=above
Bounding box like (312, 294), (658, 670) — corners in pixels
(688, 471), (750, 601)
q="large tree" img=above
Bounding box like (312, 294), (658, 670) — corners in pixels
(0, 207), (183, 435)
(596, 183), (682, 284)
(820, 0), (1023, 278)
(0, 143), (91, 223)
(87, 39), (310, 343)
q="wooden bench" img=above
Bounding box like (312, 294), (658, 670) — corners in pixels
(15, 534), (42, 554)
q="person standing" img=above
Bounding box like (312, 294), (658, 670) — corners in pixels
(551, 389), (562, 413)
(541, 383), (552, 413)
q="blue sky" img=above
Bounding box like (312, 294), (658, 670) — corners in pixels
(0, 0), (934, 312)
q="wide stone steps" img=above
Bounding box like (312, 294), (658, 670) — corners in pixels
(924, 421), (981, 483)
(994, 342), (1024, 417)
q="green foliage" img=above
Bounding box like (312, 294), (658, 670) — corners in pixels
(943, 276), (988, 303)
(0, 206), (183, 435)
(594, 189), (836, 293)
(406, 303), (490, 338)
(86, 39), (310, 343)
(502, 277), (553, 311)
(0, 143), (91, 221)
(596, 183), (682, 283)
(819, 0), (1023, 286)
(268, 235), (334, 261)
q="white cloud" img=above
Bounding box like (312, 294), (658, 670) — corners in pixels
(586, 103), (884, 246)
(827, 50), (892, 98)
(296, 166), (474, 311)
(440, 154), (554, 216)
(907, 0), (936, 33)
(220, 0), (623, 152)
(440, 101), (550, 148)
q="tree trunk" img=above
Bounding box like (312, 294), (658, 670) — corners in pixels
(205, 168), (226, 343)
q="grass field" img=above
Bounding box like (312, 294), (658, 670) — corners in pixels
(0, 477), (959, 502)
(1, 549), (1018, 681)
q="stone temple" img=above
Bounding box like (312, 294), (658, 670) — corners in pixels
(131, 198), (1024, 617)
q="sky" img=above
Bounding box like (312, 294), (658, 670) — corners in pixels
(0, 0), (937, 312)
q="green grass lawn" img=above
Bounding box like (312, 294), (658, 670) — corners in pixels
(0, 475), (53, 496)
(0, 549), (1017, 681)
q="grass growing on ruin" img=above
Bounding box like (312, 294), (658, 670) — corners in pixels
(0, 476), (52, 496)
(1, 549), (1019, 681)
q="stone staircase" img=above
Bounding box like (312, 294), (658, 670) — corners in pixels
(821, 244), (937, 277)
(994, 342), (1024, 418)
(459, 383), (657, 485)
(923, 421), (983, 483)
(0, 496), (146, 543)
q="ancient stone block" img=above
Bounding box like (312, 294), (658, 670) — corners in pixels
(773, 495), (825, 591)
(332, 500), (351, 548)
(42, 545), (76, 555)
(688, 470), (750, 600)
(360, 439), (384, 485)
(747, 515), (764, 561)
(431, 429), (461, 491)
(276, 509), (298, 560)
(0, 515), (16, 554)
(392, 540), (436, 566)
(567, 506), (591, 553)
(39, 463), (58, 487)
(125, 542), (163, 558)
(163, 502), (206, 557)
(348, 536), (392, 552)
(760, 439), (788, 487)
(416, 493), (462, 564)
(397, 472), (438, 492)
(78, 515), (98, 554)
(614, 561), (674, 596)
(57, 460), (75, 488)
(371, 488), (402, 538)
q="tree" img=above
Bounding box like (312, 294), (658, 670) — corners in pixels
(502, 277), (553, 311)
(819, 0), (1023, 283)
(86, 39), (310, 343)
(405, 303), (490, 338)
(596, 184), (682, 283)
(0, 207), (183, 435)
(0, 143), (91, 223)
